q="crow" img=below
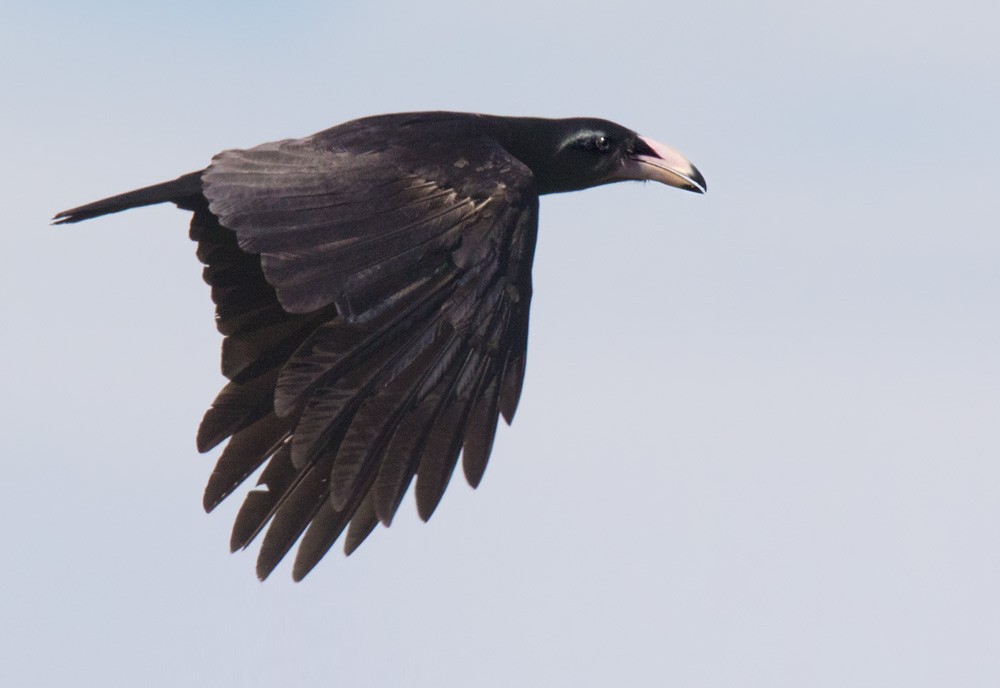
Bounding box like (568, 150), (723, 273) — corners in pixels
(55, 112), (706, 580)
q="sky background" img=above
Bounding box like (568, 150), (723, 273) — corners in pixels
(3, 1), (999, 685)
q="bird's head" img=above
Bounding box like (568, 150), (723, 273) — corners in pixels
(518, 118), (706, 196)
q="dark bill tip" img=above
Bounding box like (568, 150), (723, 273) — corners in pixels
(684, 164), (708, 194)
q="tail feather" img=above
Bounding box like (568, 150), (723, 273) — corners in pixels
(53, 171), (204, 224)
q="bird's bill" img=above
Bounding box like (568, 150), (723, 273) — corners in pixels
(621, 136), (707, 193)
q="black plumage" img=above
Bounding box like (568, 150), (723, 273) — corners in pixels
(54, 112), (705, 580)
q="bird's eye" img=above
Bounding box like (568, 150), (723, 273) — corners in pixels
(568, 133), (614, 154)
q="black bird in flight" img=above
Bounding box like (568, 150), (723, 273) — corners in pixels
(55, 112), (705, 581)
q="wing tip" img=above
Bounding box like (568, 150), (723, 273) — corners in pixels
(290, 561), (313, 582)
(462, 459), (487, 489)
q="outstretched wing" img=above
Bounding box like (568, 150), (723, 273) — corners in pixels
(193, 135), (539, 580)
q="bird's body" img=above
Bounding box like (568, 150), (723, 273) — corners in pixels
(55, 112), (704, 580)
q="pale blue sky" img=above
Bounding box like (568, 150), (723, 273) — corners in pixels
(3, 1), (999, 686)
